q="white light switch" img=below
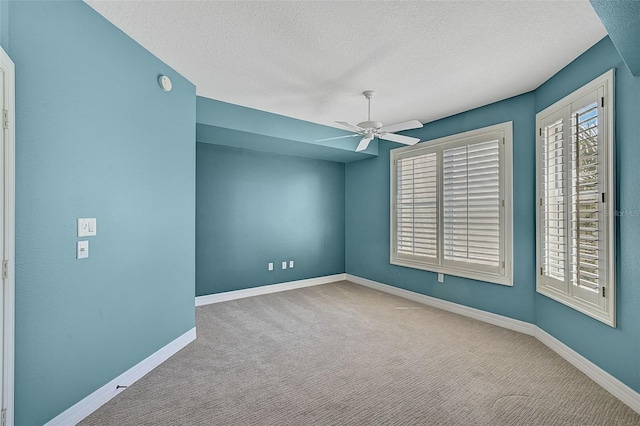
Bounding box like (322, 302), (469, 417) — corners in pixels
(78, 218), (97, 237)
(268, 262), (274, 271)
(282, 261), (287, 270)
(289, 260), (294, 268)
(77, 240), (89, 259)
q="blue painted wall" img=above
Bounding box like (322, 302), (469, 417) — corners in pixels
(590, 1), (640, 76)
(9, 1), (196, 424)
(196, 96), (378, 162)
(535, 37), (640, 392)
(196, 143), (344, 296)
(346, 36), (640, 393)
(346, 93), (536, 323)
(0, 0), (8, 50)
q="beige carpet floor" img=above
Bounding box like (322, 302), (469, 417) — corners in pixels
(81, 281), (640, 425)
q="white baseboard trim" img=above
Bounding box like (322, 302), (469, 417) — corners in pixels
(195, 273), (347, 306)
(534, 327), (640, 414)
(45, 327), (197, 426)
(346, 274), (535, 335)
(345, 274), (640, 415)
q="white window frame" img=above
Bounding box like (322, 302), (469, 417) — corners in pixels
(535, 69), (615, 327)
(390, 122), (513, 286)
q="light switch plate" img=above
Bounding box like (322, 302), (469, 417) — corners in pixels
(268, 262), (274, 271)
(289, 260), (294, 268)
(281, 261), (287, 270)
(438, 273), (444, 283)
(78, 218), (97, 237)
(77, 240), (89, 259)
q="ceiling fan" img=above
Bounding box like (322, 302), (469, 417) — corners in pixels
(318, 91), (423, 152)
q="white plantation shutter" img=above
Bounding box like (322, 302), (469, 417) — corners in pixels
(570, 101), (601, 305)
(536, 69), (615, 326)
(443, 140), (501, 272)
(541, 116), (567, 290)
(391, 122), (512, 286)
(396, 153), (438, 261)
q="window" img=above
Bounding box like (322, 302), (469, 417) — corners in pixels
(536, 69), (615, 327)
(390, 122), (513, 286)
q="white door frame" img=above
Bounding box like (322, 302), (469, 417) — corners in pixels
(0, 45), (15, 426)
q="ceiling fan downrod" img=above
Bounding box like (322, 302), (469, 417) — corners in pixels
(359, 91), (381, 130)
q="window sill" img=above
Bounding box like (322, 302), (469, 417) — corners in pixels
(536, 283), (615, 327)
(390, 257), (513, 287)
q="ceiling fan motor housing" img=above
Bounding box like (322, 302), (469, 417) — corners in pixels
(357, 120), (383, 130)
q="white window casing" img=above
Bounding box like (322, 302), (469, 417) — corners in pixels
(536, 69), (615, 327)
(390, 122), (513, 286)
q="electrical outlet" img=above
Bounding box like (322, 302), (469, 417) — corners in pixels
(438, 273), (444, 283)
(282, 261), (287, 270)
(268, 262), (273, 271)
(289, 260), (294, 268)
(78, 218), (97, 237)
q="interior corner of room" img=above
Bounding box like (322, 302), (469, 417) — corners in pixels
(2, 0), (640, 424)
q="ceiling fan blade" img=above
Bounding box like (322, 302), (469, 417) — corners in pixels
(336, 121), (364, 132)
(379, 119), (423, 134)
(315, 134), (360, 142)
(379, 132), (420, 145)
(355, 135), (374, 152)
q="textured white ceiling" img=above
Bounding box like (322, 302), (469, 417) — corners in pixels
(85, 0), (606, 129)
